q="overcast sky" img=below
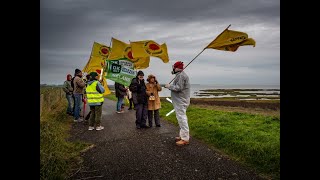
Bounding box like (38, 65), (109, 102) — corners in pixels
(40, 0), (279, 86)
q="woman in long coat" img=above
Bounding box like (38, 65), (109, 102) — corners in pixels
(146, 74), (162, 127)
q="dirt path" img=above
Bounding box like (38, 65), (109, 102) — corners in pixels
(69, 99), (266, 180)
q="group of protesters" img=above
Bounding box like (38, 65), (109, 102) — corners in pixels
(63, 69), (105, 130)
(62, 61), (191, 146)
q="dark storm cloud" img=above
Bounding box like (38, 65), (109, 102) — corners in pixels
(41, 0), (279, 85)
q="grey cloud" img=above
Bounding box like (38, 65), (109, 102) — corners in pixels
(41, 0), (279, 85)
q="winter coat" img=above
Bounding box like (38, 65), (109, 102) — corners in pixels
(146, 83), (162, 110)
(129, 78), (148, 104)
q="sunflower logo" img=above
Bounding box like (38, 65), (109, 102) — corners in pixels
(144, 41), (163, 56)
(124, 46), (139, 62)
(99, 46), (110, 57)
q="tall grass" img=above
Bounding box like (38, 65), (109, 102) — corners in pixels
(40, 87), (89, 180)
(159, 100), (280, 179)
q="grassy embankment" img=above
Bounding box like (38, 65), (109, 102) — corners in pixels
(160, 99), (280, 180)
(40, 87), (90, 180)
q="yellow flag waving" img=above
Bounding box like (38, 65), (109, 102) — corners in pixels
(82, 56), (111, 96)
(134, 57), (151, 69)
(109, 37), (150, 69)
(108, 38), (128, 60)
(205, 29), (255, 52)
(91, 42), (111, 59)
(130, 40), (169, 63)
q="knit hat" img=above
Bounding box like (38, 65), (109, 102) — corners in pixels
(75, 68), (81, 75)
(137, 70), (144, 76)
(173, 61), (184, 69)
(90, 72), (98, 78)
(147, 74), (155, 82)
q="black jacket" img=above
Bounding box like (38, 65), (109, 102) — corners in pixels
(115, 82), (127, 98)
(129, 78), (148, 104)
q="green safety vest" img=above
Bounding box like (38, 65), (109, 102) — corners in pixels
(86, 81), (104, 105)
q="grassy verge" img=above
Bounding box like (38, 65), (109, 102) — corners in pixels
(40, 100), (90, 179)
(159, 100), (280, 180)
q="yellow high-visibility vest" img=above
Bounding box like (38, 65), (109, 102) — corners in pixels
(86, 81), (104, 105)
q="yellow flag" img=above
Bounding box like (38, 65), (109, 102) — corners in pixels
(205, 29), (255, 51)
(100, 73), (111, 96)
(108, 38), (128, 60)
(91, 42), (111, 59)
(159, 43), (169, 63)
(82, 56), (111, 96)
(130, 40), (169, 63)
(107, 38), (153, 69)
(133, 56), (151, 69)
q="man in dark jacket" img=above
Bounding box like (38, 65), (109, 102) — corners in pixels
(115, 82), (127, 113)
(129, 71), (149, 129)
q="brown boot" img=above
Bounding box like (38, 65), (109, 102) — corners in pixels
(176, 140), (189, 146)
(175, 137), (181, 142)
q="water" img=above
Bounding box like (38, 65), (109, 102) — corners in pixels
(159, 84), (280, 98)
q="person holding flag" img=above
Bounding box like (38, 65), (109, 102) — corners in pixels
(86, 72), (105, 131)
(165, 61), (191, 146)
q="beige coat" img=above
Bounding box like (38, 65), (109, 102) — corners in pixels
(146, 83), (162, 110)
(73, 76), (86, 94)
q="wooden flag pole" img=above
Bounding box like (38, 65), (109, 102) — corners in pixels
(167, 24), (231, 85)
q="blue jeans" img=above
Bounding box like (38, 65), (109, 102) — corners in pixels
(66, 94), (73, 113)
(73, 94), (83, 120)
(117, 97), (124, 111)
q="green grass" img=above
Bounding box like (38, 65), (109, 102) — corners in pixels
(159, 100), (280, 179)
(40, 96), (90, 180)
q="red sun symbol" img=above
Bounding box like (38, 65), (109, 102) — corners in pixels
(128, 51), (134, 59)
(96, 69), (101, 74)
(101, 48), (109, 54)
(149, 44), (160, 50)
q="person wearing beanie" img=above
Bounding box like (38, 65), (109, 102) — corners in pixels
(85, 72), (105, 131)
(129, 70), (149, 129)
(146, 74), (162, 127)
(62, 74), (74, 115)
(73, 68), (86, 122)
(165, 61), (191, 146)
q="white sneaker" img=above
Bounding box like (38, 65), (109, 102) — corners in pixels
(88, 126), (95, 131)
(96, 126), (104, 131)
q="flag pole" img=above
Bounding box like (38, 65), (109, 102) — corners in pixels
(168, 49), (205, 84)
(167, 24), (231, 84)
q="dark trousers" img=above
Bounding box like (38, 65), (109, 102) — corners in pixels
(89, 105), (102, 127)
(148, 109), (160, 127)
(135, 103), (148, 127)
(85, 111), (91, 120)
